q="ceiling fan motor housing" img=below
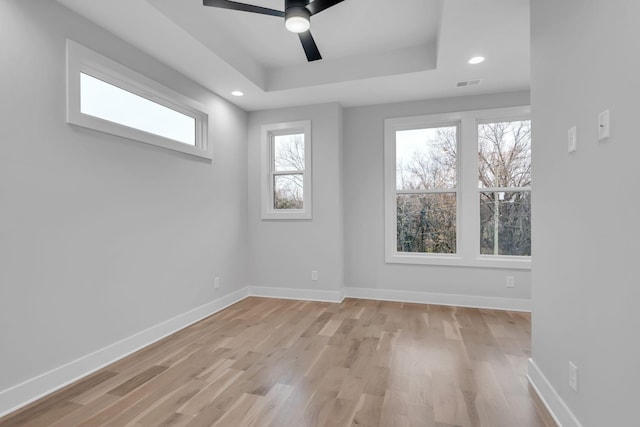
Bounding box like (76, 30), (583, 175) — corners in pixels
(285, 1), (311, 33)
(285, 6), (311, 21)
(285, 0), (310, 10)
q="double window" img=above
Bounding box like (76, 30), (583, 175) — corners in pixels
(261, 121), (312, 219)
(385, 107), (531, 268)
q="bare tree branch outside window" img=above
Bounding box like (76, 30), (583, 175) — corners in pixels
(396, 126), (457, 253)
(478, 120), (531, 256)
(273, 134), (305, 209)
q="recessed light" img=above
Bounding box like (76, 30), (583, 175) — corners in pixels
(468, 56), (485, 65)
(231, 91), (244, 97)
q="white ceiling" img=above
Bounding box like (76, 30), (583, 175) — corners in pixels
(56, 0), (530, 111)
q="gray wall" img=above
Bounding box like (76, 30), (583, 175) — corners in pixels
(247, 103), (344, 294)
(0, 0), (248, 392)
(0, 0), (541, 415)
(343, 92), (532, 300)
(531, 1), (640, 425)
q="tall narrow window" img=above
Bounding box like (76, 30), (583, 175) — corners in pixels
(478, 120), (531, 256)
(396, 126), (458, 254)
(261, 121), (312, 219)
(273, 133), (305, 209)
(385, 117), (459, 261)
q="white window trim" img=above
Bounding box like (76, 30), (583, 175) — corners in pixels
(384, 106), (531, 270)
(261, 120), (312, 220)
(66, 39), (211, 160)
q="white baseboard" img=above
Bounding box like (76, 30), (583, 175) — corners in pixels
(0, 287), (249, 418)
(527, 358), (583, 427)
(248, 286), (344, 303)
(343, 287), (531, 312)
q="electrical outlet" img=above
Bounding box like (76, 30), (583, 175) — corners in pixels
(311, 270), (318, 281)
(506, 276), (515, 288)
(569, 361), (579, 392)
(214, 277), (220, 289)
(598, 109), (610, 140)
(568, 126), (577, 153)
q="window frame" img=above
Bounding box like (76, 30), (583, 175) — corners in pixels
(384, 106), (531, 269)
(261, 120), (312, 220)
(385, 114), (462, 265)
(66, 39), (211, 159)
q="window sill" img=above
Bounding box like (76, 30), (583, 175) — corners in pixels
(69, 114), (213, 160)
(261, 210), (312, 220)
(386, 253), (531, 270)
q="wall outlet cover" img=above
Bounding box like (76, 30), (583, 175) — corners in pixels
(569, 361), (579, 392)
(568, 126), (577, 153)
(598, 109), (610, 140)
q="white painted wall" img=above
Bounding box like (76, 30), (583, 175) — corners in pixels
(530, 1), (640, 426)
(247, 104), (344, 299)
(343, 92), (532, 305)
(0, 0), (247, 406)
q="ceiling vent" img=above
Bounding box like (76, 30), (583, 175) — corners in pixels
(456, 79), (481, 87)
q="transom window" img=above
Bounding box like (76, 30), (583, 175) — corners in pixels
(79, 73), (196, 146)
(66, 39), (210, 159)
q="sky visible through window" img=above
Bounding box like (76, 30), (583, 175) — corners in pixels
(80, 73), (196, 146)
(395, 126), (457, 190)
(478, 120), (531, 256)
(396, 128), (434, 171)
(273, 133), (305, 210)
(395, 126), (458, 254)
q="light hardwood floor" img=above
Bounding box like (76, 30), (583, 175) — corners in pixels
(0, 297), (556, 427)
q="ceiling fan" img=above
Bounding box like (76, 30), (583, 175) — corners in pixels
(202, 0), (345, 62)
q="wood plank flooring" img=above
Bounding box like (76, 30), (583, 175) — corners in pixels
(0, 297), (556, 427)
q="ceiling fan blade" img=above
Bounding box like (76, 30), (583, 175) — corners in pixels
(306, 0), (344, 15)
(298, 30), (322, 62)
(203, 0), (284, 17)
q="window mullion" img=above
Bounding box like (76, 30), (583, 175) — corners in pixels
(458, 114), (478, 261)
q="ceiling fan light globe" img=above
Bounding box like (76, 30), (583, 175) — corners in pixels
(286, 16), (310, 33)
(285, 6), (311, 33)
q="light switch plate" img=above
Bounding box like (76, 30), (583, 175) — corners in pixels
(568, 126), (577, 153)
(598, 109), (610, 141)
